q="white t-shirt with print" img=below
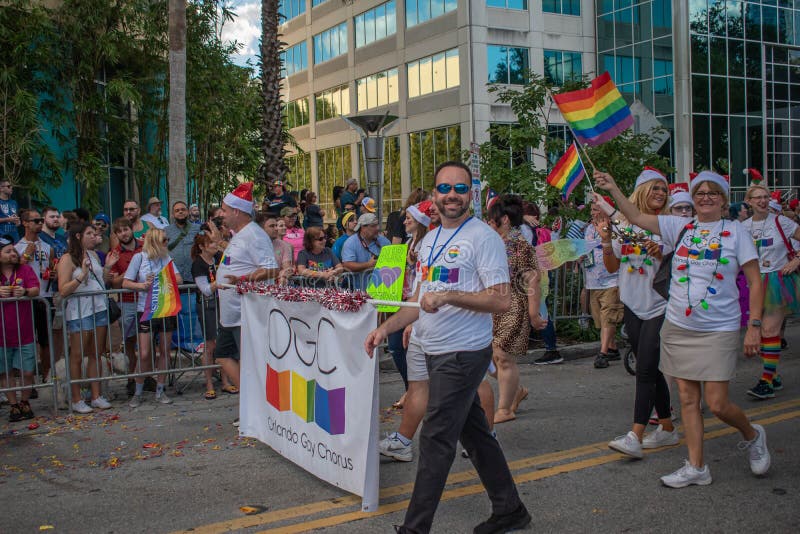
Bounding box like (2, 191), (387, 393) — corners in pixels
(216, 222), (277, 327)
(741, 214), (799, 273)
(612, 224), (670, 320)
(413, 217), (509, 355)
(658, 215), (758, 332)
(15, 239), (53, 297)
(583, 223), (618, 290)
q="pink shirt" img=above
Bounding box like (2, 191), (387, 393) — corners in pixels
(0, 264), (39, 347)
(283, 226), (305, 262)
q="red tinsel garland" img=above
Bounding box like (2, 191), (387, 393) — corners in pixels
(236, 282), (369, 313)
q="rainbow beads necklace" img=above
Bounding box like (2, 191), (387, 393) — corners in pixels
(619, 227), (654, 275)
(676, 220), (731, 316)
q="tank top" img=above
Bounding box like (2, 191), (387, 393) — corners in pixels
(65, 251), (107, 322)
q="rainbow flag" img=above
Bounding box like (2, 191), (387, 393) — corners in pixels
(535, 239), (594, 272)
(547, 142), (586, 199)
(140, 261), (182, 322)
(552, 72), (633, 146)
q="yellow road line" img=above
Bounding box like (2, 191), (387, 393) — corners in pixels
(261, 410), (800, 534)
(178, 398), (800, 534)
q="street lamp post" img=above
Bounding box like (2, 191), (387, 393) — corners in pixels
(342, 111), (398, 224)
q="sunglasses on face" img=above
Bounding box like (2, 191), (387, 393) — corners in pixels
(27, 218), (44, 224)
(436, 183), (470, 194)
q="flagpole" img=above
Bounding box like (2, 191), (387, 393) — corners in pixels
(571, 144), (596, 194)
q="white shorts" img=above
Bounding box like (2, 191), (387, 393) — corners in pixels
(405, 339), (428, 382)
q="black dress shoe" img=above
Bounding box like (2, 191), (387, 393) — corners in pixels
(474, 504), (531, 534)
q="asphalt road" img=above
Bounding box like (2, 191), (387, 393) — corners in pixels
(2, 325), (799, 534)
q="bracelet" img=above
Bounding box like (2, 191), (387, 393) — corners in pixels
(601, 242), (612, 248)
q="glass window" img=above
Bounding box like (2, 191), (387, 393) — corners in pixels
(419, 56), (433, 95)
(281, 41), (308, 77)
(408, 60), (420, 98)
(315, 85), (350, 122)
(284, 98), (310, 129)
(279, 0), (306, 22)
(408, 125), (461, 190)
(354, 1), (397, 48)
(356, 68), (400, 111)
(542, 0), (579, 15)
(287, 152), (312, 195)
(408, 48), (460, 97)
(357, 137), (402, 214)
(543, 50), (582, 86)
(317, 145), (353, 217)
(487, 45), (529, 84)
(312, 0), (327, 5)
(487, 0), (527, 8)
(313, 23), (348, 64)
(406, 0), (457, 28)
(445, 48), (460, 88)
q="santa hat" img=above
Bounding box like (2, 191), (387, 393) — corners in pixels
(669, 182), (689, 194)
(690, 171), (729, 196)
(407, 201), (432, 228)
(790, 199), (799, 210)
(223, 182), (254, 214)
(634, 167), (667, 189)
(743, 168), (763, 184)
(771, 191), (782, 202)
(669, 191), (693, 208)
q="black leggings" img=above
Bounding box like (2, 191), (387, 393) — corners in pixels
(624, 306), (671, 426)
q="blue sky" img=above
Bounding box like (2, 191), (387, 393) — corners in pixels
(220, 0), (261, 68)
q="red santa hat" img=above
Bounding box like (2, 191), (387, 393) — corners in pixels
(771, 191), (782, 202)
(669, 182), (689, 194)
(634, 167), (668, 189)
(743, 168), (764, 184)
(690, 171), (729, 196)
(223, 182), (255, 214)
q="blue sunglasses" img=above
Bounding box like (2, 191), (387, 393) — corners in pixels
(436, 183), (470, 194)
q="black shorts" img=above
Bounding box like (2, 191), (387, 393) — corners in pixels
(136, 312), (177, 335)
(197, 300), (218, 341)
(33, 299), (51, 347)
(214, 326), (240, 361)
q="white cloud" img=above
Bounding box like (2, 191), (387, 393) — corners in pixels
(220, 0), (262, 68)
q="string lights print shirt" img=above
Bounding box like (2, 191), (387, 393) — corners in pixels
(413, 218), (509, 355)
(612, 224), (670, 320)
(658, 215), (757, 332)
(741, 213), (799, 273)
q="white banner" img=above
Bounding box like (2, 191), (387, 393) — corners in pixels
(239, 293), (380, 511)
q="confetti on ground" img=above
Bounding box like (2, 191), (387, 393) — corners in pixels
(239, 505), (267, 515)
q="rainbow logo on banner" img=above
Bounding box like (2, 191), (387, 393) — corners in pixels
(547, 143), (586, 200)
(140, 261), (182, 322)
(266, 365), (345, 435)
(552, 71), (634, 146)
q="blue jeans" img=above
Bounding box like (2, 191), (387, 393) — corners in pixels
(387, 329), (408, 389)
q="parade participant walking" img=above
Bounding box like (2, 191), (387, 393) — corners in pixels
(215, 183), (279, 423)
(123, 229), (182, 407)
(742, 184), (800, 400)
(57, 222), (113, 413)
(596, 168), (678, 458)
(365, 161), (530, 534)
(594, 170), (770, 488)
(141, 197), (169, 229)
(486, 194), (546, 424)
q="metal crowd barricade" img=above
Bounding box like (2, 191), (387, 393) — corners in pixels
(58, 284), (221, 412)
(548, 263), (587, 324)
(0, 295), (58, 415)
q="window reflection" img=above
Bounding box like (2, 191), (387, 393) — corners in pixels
(409, 125), (461, 191)
(356, 68), (399, 111)
(406, 0), (456, 28)
(488, 45), (529, 84)
(408, 48), (459, 98)
(313, 23), (347, 64)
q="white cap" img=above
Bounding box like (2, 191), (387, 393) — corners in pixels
(690, 171), (729, 196)
(634, 167), (667, 189)
(669, 191), (693, 208)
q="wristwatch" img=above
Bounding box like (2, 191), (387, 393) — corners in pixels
(749, 319), (762, 328)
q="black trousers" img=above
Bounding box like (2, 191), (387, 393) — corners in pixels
(624, 306), (671, 425)
(402, 345), (522, 534)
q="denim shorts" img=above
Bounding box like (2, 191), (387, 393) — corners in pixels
(66, 311), (109, 334)
(0, 343), (36, 373)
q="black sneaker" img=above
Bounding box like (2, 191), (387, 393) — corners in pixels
(606, 349), (621, 361)
(126, 379), (136, 397)
(747, 380), (775, 400)
(143, 377), (158, 392)
(534, 350), (563, 365)
(474, 504), (531, 534)
(594, 353), (609, 369)
(772, 375), (783, 391)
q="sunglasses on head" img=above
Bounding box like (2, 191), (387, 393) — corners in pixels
(436, 183), (470, 194)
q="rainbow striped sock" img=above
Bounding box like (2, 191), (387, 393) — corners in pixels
(760, 336), (781, 385)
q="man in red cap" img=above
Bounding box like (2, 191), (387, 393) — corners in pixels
(215, 183), (280, 424)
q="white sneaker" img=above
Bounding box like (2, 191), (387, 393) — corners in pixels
(0, 392), (8, 405)
(71, 400), (94, 414)
(738, 423), (770, 475)
(608, 431), (643, 459)
(661, 460), (712, 488)
(128, 395), (143, 408)
(642, 425), (680, 449)
(90, 396), (112, 410)
(155, 391), (173, 404)
(378, 433), (413, 462)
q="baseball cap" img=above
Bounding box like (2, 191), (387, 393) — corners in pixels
(354, 213), (379, 231)
(361, 197), (376, 213)
(93, 213), (111, 225)
(147, 197), (162, 208)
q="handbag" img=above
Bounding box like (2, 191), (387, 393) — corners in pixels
(652, 220), (694, 300)
(774, 216), (797, 261)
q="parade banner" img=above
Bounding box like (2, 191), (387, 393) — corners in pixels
(367, 244), (407, 312)
(239, 292), (380, 511)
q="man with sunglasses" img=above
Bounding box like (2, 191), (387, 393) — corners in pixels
(364, 161), (529, 534)
(341, 212), (389, 291)
(15, 210), (55, 381)
(111, 200), (149, 249)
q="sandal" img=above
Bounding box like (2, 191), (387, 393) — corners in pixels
(9, 404), (23, 423)
(204, 390), (217, 400)
(222, 385), (239, 395)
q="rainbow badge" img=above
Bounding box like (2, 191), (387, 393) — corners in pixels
(140, 261), (182, 322)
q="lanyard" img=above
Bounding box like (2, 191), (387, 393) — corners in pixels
(426, 217), (472, 269)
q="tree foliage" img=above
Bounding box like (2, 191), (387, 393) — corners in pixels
(475, 72), (672, 223)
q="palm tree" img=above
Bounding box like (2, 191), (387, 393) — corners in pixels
(168, 0), (187, 204)
(259, 0), (289, 187)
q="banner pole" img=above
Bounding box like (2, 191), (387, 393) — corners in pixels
(367, 299), (420, 308)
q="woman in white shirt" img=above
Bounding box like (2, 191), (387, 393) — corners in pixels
(57, 222), (113, 414)
(594, 170), (770, 489)
(123, 229), (183, 408)
(741, 185), (800, 400)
